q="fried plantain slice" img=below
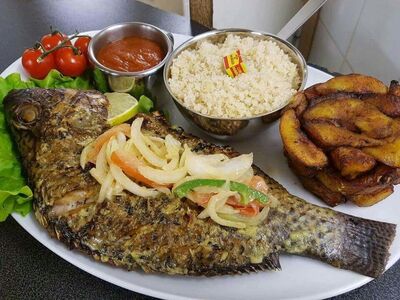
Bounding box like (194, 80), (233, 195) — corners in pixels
(280, 109), (328, 168)
(282, 74), (399, 207)
(303, 121), (385, 148)
(362, 137), (400, 167)
(389, 80), (400, 97)
(286, 156), (318, 177)
(348, 185), (394, 207)
(363, 94), (400, 117)
(315, 74), (387, 95)
(303, 98), (394, 139)
(297, 175), (345, 207)
(330, 147), (376, 180)
(307, 92), (358, 108)
(303, 83), (322, 100)
(283, 92), (308, 117)
(316, 165), (399, 196)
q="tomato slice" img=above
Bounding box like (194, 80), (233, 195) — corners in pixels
(88, 124), (131, 163)
(188, 192), (212, 207)
(189, 192), (263, 217)
(181, 175), (269, 217)
(111, 149), (164, 188)
(249, 175), (269, 194)
(237, 202), (260, 217)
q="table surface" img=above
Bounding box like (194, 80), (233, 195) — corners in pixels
(0, 1), (399, 299)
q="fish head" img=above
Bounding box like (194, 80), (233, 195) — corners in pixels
(4, 88), (108, 141)
(3, 88), (108, 180)
(3, 88), (108, 219)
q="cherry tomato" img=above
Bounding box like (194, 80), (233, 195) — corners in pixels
(41, 31), (72, 51)
(22, 48), (56, 79)
(55, 47), (87, 77)
(74, 36), (91, 58)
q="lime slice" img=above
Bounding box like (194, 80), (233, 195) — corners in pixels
(108, 76), (136, 93)
(105, 92), (139, 126)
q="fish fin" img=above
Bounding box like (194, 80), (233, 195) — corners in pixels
(199, 253), (281, 276)
(240, 252), (281, 274)
(335, 215), (396, 278)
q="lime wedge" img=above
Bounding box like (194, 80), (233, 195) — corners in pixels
(108, 76), (136, 93)
(105, 92), (139, 126)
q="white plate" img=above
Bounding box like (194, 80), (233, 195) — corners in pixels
(3, 31), (400, 300)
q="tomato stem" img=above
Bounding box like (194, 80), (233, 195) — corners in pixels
(49, 25), (65, 37)
(62, 44), (81, 55)
(38, 32), (84, 59)
(34, 41), (45, 51)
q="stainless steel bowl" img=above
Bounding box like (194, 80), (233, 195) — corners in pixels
(163, 29), (307, 139)
(88, 22), (174, 89)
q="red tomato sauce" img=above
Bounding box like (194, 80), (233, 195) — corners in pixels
(97, 36), (165, 72)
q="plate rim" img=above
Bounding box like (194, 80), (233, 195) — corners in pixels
(2, 30), (396, 300)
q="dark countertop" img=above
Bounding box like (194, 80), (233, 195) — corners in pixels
(0, 1), (399, 299)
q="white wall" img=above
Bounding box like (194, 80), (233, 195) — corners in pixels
(138, 0), (304, 37)
(137, 0), (188, 16)
(213, 0), (303, 34)
(308, 0), (400, 84)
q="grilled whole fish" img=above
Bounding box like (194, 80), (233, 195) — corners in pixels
(4, 88), (396, 278)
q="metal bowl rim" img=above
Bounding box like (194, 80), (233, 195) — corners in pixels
(163, 28), (308, 121)
(88, 21), (173, 77)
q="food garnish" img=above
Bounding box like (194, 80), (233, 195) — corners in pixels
(22, 47), (57, 80)
(223, 49), (247, 78)
(22, 28), (91, 79)
(106, 93), (153, 126)
(93, 67), (109, 93)
(40, 30), (72, 51)
(107, 75), (146, 98)
(108, 76), (136, 93)
(0, 74), (35, 221)
(280, 74), (400, 207)
(74, 36), (91, 61)
(31, 69), (92, 89)
(106, 92), (139, 126)
(173, 179), (268, 204)
(55, 47), (87, 77)
(81, 117), (272, 228)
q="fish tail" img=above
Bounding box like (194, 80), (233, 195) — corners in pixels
(331, 214), (396, 278)
(283, 201), (396, 278)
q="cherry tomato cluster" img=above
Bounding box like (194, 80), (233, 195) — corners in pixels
(22, 30), (92, 79)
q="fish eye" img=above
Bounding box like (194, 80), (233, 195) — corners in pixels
(15, 102), (41, 127)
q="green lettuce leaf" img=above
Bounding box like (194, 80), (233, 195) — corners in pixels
(129, 80), (146, 99)
(0, 73), (35, 102)
(0, 127), (33, 221)
(93, 68), (109, 93)
(31, 69), (93, 90)
(138, 95), (154, 113)
(0, 183), (33, 221)
(0, 73), (35, 221)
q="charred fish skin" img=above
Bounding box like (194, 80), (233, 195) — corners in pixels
(274, 193), (396, 278)
(4, 88), (396, 278)
(4, 88), (107, 232)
